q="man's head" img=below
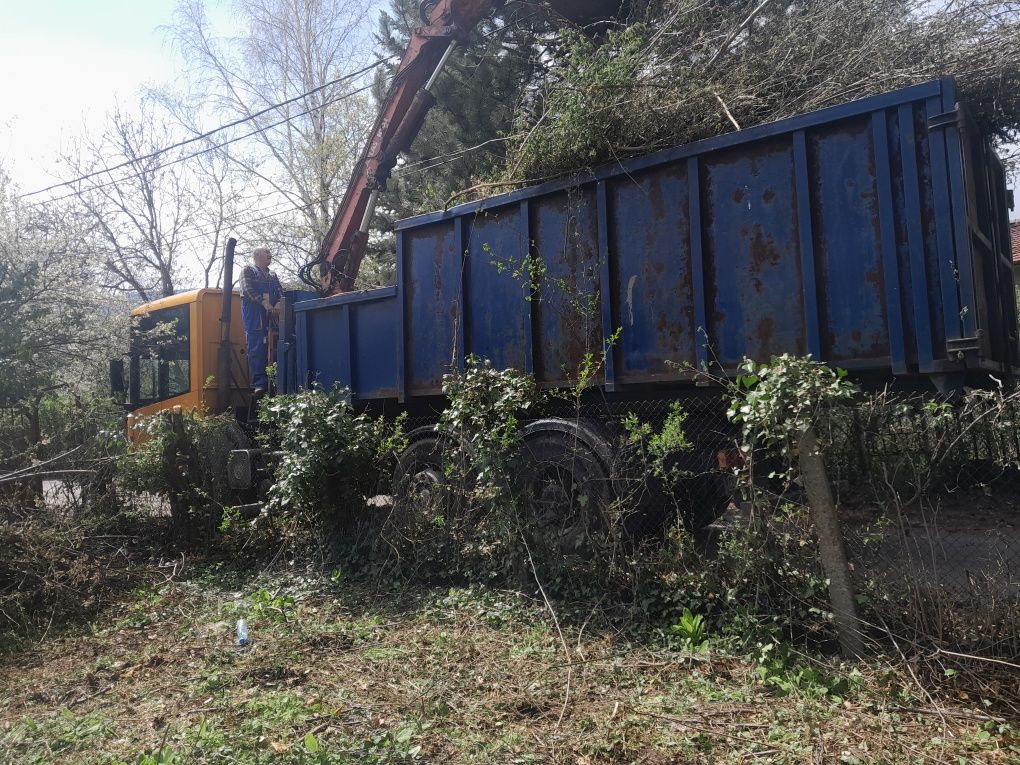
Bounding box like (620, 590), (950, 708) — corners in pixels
(252, 247), (272, 269)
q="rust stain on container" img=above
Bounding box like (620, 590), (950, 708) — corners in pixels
(433, 237), (445, 306)
(756, 316), (776, 357)
(648, 177), (667, 221)
(655, 312), (683, 354)
(864, 266), (883, 290)
(745, 227), (782, 294)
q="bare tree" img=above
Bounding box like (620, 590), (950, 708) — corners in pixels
(169, 0), (377, 279)
(186, 127), (247, 289)
(166, 95), (247, 289)
(61, 104), (193, 301)
(59, 99), (242, 301)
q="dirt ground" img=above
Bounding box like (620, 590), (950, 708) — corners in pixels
(1, 564), (1017, 765)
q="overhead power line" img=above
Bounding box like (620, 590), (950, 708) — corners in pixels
(158, 136), (517, 253)
(20, 55), (395, 200)
(28, 79), (380, 208)
(22, 8), (534, 204)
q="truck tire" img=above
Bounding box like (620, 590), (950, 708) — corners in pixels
(389, 431), (467, 538)
(518, 420), (614, 558)
(392, 433), (449, 507)
(611, 436), (732, 534)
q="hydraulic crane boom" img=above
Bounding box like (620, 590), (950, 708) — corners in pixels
(312, 0), (626, 295)
(314, 0), (505, 294)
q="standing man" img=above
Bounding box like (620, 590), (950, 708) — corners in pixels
(241, 247), (283, 395)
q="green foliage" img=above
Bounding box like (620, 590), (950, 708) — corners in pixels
(115, 417), (175, 495)
(617, 402), (695, 530)
(439, 356), (542, 501)
(116, 411), (245, 539)
(669, 608), (708, 650)
(502, 1), (1020, 184)
(258, 387), (406, 538)
(648, 401), (693, 481)
(505, 25), (650, 181)
(484, 242), (547, 299)
(379, 358), (543, 581)
(727, 354), (857, 464)
(0, 166), (126, 492)
(239, 588), (298, 625)
(634, 504), (836, 645)
(753, 641), (859, 701)
(570, 327), (622, 401)
(217, 504), (242, 534)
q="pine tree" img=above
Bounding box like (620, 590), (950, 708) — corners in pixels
(372, 0), (561, 222)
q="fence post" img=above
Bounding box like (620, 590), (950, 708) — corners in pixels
(798, 426), (865, 658)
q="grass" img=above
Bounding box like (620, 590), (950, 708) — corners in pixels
(0, 564), (1017, 765)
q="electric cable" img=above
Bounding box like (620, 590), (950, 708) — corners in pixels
(25, 79), (381, 209)
(19, 55), (396, 200)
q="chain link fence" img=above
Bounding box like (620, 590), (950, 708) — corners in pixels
(820, 392), (1019, 600)
(385, 387), (1018, 653)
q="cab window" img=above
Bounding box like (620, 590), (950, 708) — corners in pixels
(128, 305), (191, 408)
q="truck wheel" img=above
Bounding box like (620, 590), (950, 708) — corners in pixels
(393, 435), (448, 506)
(519, 420), (614, 558)
(389, 433), (465, 539)
(612, 441), (732, 534)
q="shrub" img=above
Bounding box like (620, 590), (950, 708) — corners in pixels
(116, 411), (248, 540)
(439, 356), (541, 503)
(376, 358), (543, 581)
(257, 388), (406, 554)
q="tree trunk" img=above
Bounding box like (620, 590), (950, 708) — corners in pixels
(25, 401), (44, 502)
(797, 426), (865, 658)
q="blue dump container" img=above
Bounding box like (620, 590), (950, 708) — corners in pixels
(281, 77), (1017, 401)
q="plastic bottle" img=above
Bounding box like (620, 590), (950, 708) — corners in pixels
(236, 618), (249, 646)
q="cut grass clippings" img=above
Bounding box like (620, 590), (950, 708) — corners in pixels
(0, 565), (1017, 765)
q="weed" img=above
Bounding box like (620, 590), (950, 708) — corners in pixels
(752, 641), (858, 701)
(2, 709), (116, 764)
(669, 608), (709, 650)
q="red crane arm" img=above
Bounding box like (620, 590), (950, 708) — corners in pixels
(317, 0), (505, 294)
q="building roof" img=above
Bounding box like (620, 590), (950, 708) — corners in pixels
(1012, 220), (1020, 265)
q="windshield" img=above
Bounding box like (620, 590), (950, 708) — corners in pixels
(128, 304), (191, 409)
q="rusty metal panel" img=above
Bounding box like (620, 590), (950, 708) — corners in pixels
(529, 188), (602, 387)
(403, 221), (460, 396)
(463, 205), (530, 371)
(808, 117), (890, 362)
(606, 163), (696, 382)
(316, 77), (1018, 402)
(701, 138), (806, 366)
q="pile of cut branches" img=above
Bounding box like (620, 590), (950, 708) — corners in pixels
(498, 0), (1020, 184)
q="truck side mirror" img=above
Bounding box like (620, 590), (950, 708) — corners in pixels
(110, 358), (126, 399)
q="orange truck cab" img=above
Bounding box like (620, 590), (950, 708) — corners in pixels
(122, 289), (251, 436)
